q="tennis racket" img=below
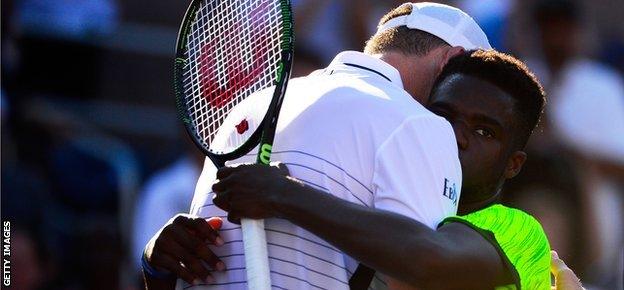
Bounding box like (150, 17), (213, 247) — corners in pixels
(174, 0), (294, 289)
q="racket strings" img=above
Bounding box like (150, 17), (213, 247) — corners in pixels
(181, 0), (284, 154)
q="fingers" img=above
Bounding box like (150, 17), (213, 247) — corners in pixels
(189, 217), (224, 246)
(551, 251), (575, 276)
(216, 162), (283, 184)
(213, 162), (286, 194)
(216, 163), (254, 180)
(213, 190), (230, 212)
(216, 166), (237, 180)
(212, 173), (240, 193)
(227, 211), (241, 225)
(173, 215), (223, 244)
(551, 251), (584, 290)
(149, 214), (228, 284)
(161, 237), (213, 282)
(273, 162), (290, 175)
(551, 251), (569, 273)
(196, 242), (227, 271)
(167, 225), (202, 251)
(207, 217), (223, 230)
(212, 177), (229, 193)
(169, 216), (225, 269)
(150, 252), (197, 285)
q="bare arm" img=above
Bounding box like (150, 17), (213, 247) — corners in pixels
(212, 164), (508, 289)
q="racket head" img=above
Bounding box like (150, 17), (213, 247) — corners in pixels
(174, 0), (294, 166)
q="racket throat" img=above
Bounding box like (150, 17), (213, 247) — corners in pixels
(257, 143), (273, 165)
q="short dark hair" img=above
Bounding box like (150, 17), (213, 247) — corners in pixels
(433, 50), (546, 149)
(364, 3), (448, 56)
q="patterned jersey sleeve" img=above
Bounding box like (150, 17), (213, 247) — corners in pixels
(441, 204), (551, 290)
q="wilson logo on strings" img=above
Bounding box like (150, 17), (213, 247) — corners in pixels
(198, 2), (272, 108)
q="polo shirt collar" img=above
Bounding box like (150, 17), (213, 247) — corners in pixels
(326, 51), (404, 88)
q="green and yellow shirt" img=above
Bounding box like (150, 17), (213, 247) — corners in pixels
(442, 204), (551, 290)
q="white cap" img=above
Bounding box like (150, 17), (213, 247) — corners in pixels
(377, 2), (491, 50)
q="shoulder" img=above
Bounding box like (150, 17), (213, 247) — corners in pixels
(288, 73), (452, 142)
(446, 205), (551, 290)
(375, 113), (457, 160)
(296, 69), (435, 119)
(451, 205), (550, 256)
(373, 113), (459, 174)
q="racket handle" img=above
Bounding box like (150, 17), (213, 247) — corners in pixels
(241, 218), (272, 290)
(174, 280), (184, 290)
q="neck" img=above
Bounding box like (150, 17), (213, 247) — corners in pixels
(372, 52), (433, 105)
(458, 189), (502, 215)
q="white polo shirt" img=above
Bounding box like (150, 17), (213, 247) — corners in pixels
(184, 51), (462, 290)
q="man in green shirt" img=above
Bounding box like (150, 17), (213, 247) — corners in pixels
(209, 50), (551, 289)
(144, 50), (571, 289)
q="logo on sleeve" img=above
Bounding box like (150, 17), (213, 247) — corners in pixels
(443, 178), (458, 205)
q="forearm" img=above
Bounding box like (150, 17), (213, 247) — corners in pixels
(273, 179), (448, 286)
(213, 164), (500, 288)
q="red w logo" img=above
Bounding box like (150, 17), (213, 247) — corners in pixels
(235, 119), (249, 134)
(199, 2), (271, 108)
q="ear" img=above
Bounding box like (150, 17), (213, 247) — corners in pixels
(505, 151), (527, 179)
(438, 46), (464, 72)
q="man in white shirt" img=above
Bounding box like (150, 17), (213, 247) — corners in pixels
(142, 3), (490, 289)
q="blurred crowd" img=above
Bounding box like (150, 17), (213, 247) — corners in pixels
(1, 0), (622, 289)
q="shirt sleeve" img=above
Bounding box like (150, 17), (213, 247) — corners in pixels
(372, 115), (462, 229)
(189, 157), (218, 215)
(442, 205), (552, 290)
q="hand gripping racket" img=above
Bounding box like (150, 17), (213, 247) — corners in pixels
(174, 0), (293, 289)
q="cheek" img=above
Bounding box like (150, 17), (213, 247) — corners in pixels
(460, 143), (504, 179)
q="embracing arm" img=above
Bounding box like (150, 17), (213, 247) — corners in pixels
(213, 165), (506, 289)
(278, 184), (505, 289)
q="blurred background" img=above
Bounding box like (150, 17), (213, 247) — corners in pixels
(1, 0), (622, 289)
